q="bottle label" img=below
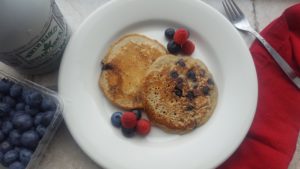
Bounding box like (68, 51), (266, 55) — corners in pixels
(0, 1), (70, 72)
(19, 17), (65, 63)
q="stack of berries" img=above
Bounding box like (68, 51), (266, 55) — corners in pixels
(111, 110), (151, 138)
(165, 28), (195, 55)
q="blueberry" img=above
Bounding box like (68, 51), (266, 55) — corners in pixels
(0, 103), (11, 116)
(12, 114), (33, 131)
(0, 79), (12, 94)
(2, 121), (13, 135)
(41, 111), (54, 127)
(0, 131), (5, 142)
(186, 70), (196, 81)
(176, 77), (184, 84)
(170, 71), (179, 79)
(202, 86), (210, 96)
(8, 110), (14, 118)
(19, 149), (32, 165)
(20, 130), (39, 149)
(9, 110), (15, 116)
(11, 111), (25, 119)
(176, 59), (186, 67)
(121, 127), (135, 138)
(3, 150), (19, 166)
(174, 88), (183, 97)
(3, 112), (10, 118)
(186, 91), (195, 100)
(24, 91), (42, 107)
(199, 69), (206, 77)
(111, 112), (122, 128)
(132, 110), (142, 120)
(21, 88), (31, 101)
(0, 141), (12, 153)
(24, 105), (38, 116)
(36, 125), (46, 137)
(41, 97), (56, 111)
(167, 40), (181, 54)
(3, 96), (16, 107)
(0, 93), (4, 101)
(165, 28), (175, 40)
(9, 84), (22, 98)
(0, 151), (3, 163)
(175, 78), (184, 90)
(34, 113), (44, 126)
(14, 147), (20, 152)
(9, 130), (21, 146)
(9, 161), (25, 169)
(186, 105), (194, 111)
(207, 78), (214, 85)
(15, 103), (25, 111)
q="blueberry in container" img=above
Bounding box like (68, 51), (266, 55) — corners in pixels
(0, 71), (63, 169)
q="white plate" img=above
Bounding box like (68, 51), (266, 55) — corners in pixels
(58, 0), (258, 169)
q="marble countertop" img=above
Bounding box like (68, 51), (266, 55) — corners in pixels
(0, 0), (299, 168)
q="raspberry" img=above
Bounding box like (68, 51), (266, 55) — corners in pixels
(182, 40), (195, 55)
(121, 112), (137, 129)
(173, 28), (189, 45)
(136, 119), (151, 135)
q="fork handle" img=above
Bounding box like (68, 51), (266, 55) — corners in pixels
(249, 29), (299, 87)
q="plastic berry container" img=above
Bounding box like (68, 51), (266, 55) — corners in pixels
(0, 70), (63, 169)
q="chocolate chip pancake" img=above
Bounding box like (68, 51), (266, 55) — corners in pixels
(99, 34), (167, 109)
(142, 55), (217, 134)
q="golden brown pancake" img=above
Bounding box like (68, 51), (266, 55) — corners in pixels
(99, 34), (167, 109)
(142, 55), (217, 134)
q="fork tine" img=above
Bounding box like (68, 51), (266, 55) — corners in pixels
(226, 0), (239, 19)
(222, 1), (233, 21)
(230, 0), (244, 17)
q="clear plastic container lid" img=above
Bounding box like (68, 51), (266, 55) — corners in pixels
(0, 70), (63, 169)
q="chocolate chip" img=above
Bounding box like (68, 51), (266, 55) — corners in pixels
(186, 91), (195, 100)
(176, 59), (186, 67)
(174, 88), (183, 97)
(186, 105), (194, 111)
(186, 69), (196, 81)
(200, 69), (206, 77)
(207, 78), (214, 85)
(102, 63), (113, 70)
(170, 71), (179, 79)
(202, 86), (210, 95)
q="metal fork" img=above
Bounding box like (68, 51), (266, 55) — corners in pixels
(222, 0), (300, 89)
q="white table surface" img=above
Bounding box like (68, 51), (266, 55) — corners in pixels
(1, 0), (299, 168)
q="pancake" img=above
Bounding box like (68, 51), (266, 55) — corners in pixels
(142, 55), (217, 134)
(99, 34), (167, 109)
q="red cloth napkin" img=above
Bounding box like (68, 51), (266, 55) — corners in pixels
(218, 3), (300, 169)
